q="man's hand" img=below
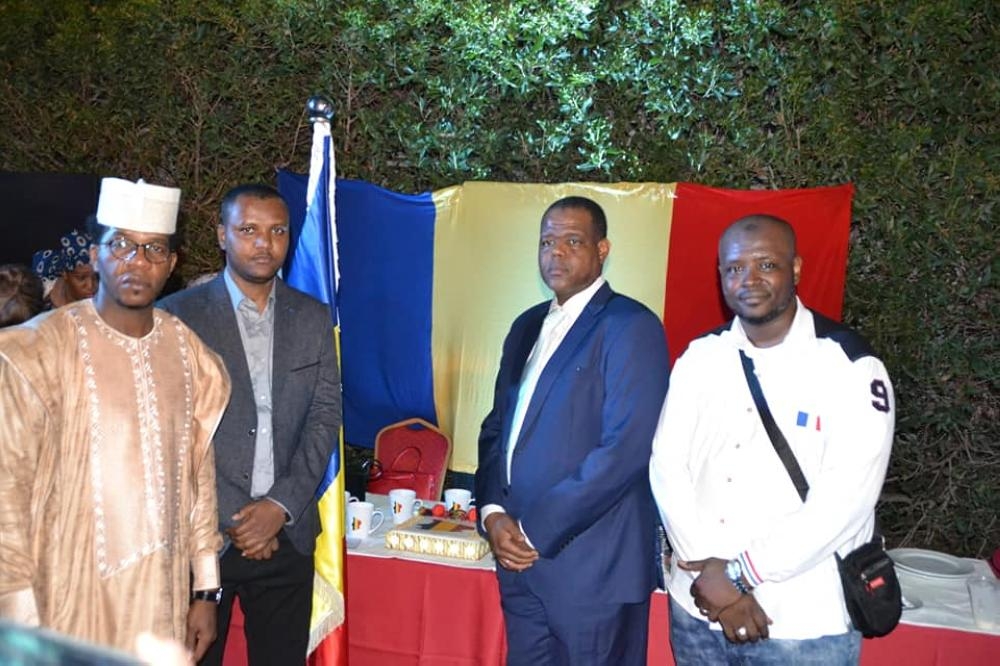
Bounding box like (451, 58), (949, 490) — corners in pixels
(241, 536), (280, 561)
(227, 500), (286, 558)
(680, 557), (742, 621)
(716, 593), (772, 643)
(484, 512), (539, 572)
(185, 600), (217, 662)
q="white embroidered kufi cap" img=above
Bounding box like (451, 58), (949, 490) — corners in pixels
(96, 177), (181, 235)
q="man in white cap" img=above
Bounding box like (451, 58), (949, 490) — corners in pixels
(0, 178), (232, 660)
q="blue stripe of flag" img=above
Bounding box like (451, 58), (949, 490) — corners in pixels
(278, 173), (437, 449)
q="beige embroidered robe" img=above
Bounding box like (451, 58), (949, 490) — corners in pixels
(0, 300), (231, 654)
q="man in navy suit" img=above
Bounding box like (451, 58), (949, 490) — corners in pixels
(160, 184), (341, 665)
(475, 196), (670, 665)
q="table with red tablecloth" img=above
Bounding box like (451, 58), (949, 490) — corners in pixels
(224, 552), (999, 665)
(223, 499), (999, 665)
(343, 555), (1000, 666)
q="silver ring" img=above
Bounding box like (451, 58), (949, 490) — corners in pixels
(737, 626), (748, 638)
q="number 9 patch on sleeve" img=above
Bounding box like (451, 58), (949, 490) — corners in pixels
(870, 379), (891, 413)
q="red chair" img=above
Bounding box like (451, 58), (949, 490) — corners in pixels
(366, 417), (451, 501)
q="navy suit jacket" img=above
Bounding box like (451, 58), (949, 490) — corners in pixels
(159, 275), (342, 556)
(475, 282), (670, 603)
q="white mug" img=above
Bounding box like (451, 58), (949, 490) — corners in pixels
(346, 501), (384, 539)
(388, 488), (424, 525)
(444, 488), (474, 513)
(344, 490), (360, 505)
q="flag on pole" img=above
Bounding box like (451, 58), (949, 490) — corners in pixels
(290, 179), (851, 473)
(283, 98), (347, 665)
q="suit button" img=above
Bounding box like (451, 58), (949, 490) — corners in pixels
(242, 473), (250, 480)
(248, 428), (256, 436)
(501, 487), (510, 497)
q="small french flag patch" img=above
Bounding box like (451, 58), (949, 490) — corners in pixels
(796, 411), (822, 431)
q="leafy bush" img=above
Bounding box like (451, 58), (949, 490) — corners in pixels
(2, 0), (995, 555)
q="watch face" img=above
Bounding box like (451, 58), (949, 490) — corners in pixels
(193, 588), (223, 603)
(725, 560), (741, 580)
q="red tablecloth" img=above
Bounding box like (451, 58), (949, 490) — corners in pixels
(223, 553), (1000, 665)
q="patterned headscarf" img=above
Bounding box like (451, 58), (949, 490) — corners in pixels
(32, 229), (94, 299)
(59, 229), (93, 271)
(32, 248), (63, 280)
(32, 229), (93, 279)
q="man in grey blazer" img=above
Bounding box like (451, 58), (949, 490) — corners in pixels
(160, 184), (341, 665)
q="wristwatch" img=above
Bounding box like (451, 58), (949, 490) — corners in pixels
(725, 559), (751, 595)
(191, 587), (224, 604)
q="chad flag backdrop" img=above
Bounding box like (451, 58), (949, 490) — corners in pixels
(278, 178), (853, 473)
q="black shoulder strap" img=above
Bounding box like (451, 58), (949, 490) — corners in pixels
(739, 350), (810, 502)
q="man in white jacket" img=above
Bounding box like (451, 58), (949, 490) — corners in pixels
(650, 214), (895, 665)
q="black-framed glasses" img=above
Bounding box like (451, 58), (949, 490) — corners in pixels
(103, 237), (171, 264)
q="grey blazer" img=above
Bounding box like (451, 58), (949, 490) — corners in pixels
(159, 275), (342, 555)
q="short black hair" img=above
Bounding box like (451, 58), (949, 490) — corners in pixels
(220, 184), (288, 226)
(541, 196), (608, 240)
(85, 214), (182, 251)
(720, 213), (797, 257)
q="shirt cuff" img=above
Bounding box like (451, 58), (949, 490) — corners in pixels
(191, 553), (221, 591)
(738, 550), (765, 588)
(478, 504), (534, 549)
(480, 503), (504, 531)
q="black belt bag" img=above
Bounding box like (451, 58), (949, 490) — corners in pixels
(740, 350), (902, 638)
(835, 536), (902, 637)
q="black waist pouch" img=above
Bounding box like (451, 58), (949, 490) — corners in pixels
(836, 539), (903, 638)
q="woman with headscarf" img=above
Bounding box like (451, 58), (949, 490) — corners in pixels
(31, 228), (98, 309)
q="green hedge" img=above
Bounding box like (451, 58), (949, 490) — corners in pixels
(2, 0), (996, 556)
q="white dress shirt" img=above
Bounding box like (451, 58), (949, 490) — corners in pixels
(481, 276), (606, 533)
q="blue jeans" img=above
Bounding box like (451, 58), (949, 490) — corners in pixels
(669, 597), (861, 666)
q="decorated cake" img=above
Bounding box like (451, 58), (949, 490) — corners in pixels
(385, 513), (490, 561)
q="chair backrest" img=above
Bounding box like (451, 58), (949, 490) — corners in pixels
(367, 417), (451, 501)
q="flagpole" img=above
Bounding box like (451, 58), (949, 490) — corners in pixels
(300, 94), (349, 665)
(305, 94), (338, 295)
(307, 95), (340, 292)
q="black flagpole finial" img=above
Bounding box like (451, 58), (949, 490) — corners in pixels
(306, 95), (334, 123)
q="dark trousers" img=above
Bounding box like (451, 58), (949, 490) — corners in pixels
(500, 570), (650, 666)
(200, 530), (314, 666)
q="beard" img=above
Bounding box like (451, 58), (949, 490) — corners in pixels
(737, 288), (796, 326)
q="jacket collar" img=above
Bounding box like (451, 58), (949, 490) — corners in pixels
(511, 281), (615, 450)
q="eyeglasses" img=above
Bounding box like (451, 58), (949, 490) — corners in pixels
(103, 237), (172, 264)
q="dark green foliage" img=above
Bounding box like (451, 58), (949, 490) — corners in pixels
(2, 0), (996, 555)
